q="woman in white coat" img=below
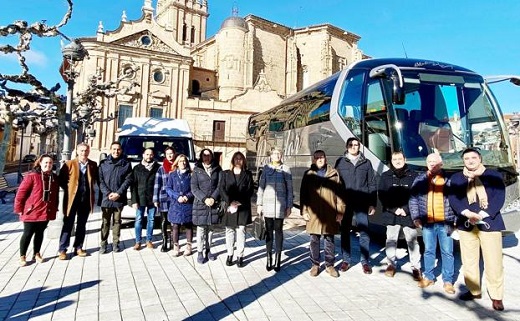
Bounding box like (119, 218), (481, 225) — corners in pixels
(256, 148), (293, 272)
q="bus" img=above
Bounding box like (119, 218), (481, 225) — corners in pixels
(246, 58), (520, 232)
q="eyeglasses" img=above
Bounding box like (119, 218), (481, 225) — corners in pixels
(348, 143), (359, 148)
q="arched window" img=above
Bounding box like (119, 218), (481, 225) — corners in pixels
(191, 26), (196, 44)
(182, 23), (187, 42)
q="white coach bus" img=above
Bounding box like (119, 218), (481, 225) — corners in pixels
(246, 58), (520, 232)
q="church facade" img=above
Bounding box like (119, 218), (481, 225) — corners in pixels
(75, 0), (365, 164)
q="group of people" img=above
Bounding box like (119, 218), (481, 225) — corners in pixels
(299, 137), (505, 311)
(13, 138), (507, 311)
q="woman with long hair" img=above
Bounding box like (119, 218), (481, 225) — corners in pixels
(166, 154), (194, 256)
(191, 149), (222, 264)
(220, 151), (254, 267)
(256, 148), (293, 272)
(14, 154), (59, 266)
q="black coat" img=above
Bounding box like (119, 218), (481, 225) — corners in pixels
(220, 169), (254, 228)
(378, 165), (417, 227)
(191, 163), (222, 226)
(335, 153), (377, 212)
(131, 162), (161, 207)
(98, 155), (133, 208)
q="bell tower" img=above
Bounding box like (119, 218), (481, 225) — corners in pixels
(156, 0), (209, 46)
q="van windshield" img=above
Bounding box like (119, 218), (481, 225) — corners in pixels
(119, 136), (195, 162)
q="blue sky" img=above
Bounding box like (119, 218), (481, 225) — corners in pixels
(1, 0), (519, 113)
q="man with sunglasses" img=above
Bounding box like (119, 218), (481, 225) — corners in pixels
(448, 148), (506, 311)
(335, 137), (377, 274)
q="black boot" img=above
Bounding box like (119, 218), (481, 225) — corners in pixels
(226, 255), (234, 266)
(273, 252), (282, 272)
(266, 252), (273, 271)
(237, 257), (245, 268)
(161, 235), (169, 252)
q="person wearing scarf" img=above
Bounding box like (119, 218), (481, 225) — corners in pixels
(131, 148), (161, 250)
(300, 150), (344, 277)
(257, 148), (293, 272)
(14, 154), (59, 266)
(378, 151), (420, 280)
(409, 153), (456, 294)
(448, 148), (506, 311)
(191, 149), (222, 264)
(153, 146), (177, 252)
(166, 154), (194, 256)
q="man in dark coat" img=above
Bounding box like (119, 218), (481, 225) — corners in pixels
(378, 151), (420, 280)
(131, 148), (161, 250)
(448, 148), (506, 311)
(98, 141), (133, 253)
(335, 137), (377, 274)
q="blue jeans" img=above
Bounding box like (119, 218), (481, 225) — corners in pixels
(422, 222), (454, 283)
(135, 206), (156, 243)
(341, 210), (370, 264)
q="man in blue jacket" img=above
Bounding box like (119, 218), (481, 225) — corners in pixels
(448, 148), (506, 311)
(409, 153), (456, 294)
(98, 141), (133, 253)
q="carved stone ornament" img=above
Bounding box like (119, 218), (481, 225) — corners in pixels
(113, 32), (179, 55)
(253, 70), (272, 92)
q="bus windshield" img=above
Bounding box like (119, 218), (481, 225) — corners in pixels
(390, 71), (510, 169)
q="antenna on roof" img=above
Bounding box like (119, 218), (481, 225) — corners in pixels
(232, 2), (239, 16)
(401, 42), (408, 58)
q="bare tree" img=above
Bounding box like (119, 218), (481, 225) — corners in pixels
(0, 0), (73, 174)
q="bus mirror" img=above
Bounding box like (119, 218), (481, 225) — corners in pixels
(369, 64), (405, 105)
(392, 73), (405, 105)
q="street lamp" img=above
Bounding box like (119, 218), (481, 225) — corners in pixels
(60, 39), (88, 161)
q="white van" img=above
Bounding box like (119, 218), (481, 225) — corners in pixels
(117, 117), (196, 220)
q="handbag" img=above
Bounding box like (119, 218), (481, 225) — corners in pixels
(253, 216), (266, 240)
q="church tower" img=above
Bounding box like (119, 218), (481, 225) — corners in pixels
(156, 0), (209, 46)
(215, 7), (248, 101)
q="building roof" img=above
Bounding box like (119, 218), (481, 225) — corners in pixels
(220, 16), (249, 32)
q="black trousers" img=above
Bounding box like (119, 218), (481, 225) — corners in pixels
(20, 221), (49, 256)
(59, 197), (91, 252)
(265, 217), (284, 253)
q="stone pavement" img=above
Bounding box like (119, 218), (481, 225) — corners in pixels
(0, 194), (519, 321)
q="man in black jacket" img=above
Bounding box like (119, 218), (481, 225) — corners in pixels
(335, 137), (377, 274)
(131, 148), (161, 250)
(99, 141), (133, 253)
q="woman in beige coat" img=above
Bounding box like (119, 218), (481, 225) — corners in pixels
(300, 150), (345, 277)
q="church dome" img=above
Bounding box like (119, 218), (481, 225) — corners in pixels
(220, 16), (248, 32)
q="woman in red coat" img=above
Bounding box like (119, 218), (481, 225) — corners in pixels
(14, 154), (59, 266)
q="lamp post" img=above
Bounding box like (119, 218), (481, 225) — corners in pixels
(48, 40), (87, 240)
(60, 39), (87, 161)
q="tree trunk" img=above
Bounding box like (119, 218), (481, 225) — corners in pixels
(0, 122), (13, 175)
